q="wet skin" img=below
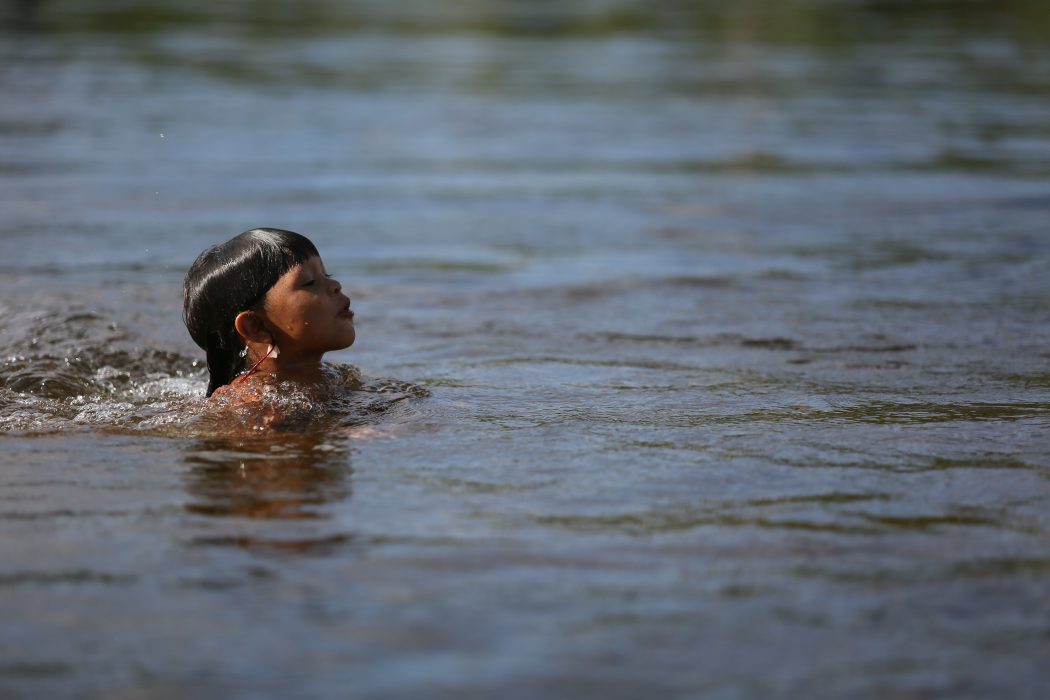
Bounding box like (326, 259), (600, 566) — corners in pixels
(227, 255), (356, 392)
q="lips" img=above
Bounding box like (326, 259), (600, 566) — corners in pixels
(338, 301), (354, 319)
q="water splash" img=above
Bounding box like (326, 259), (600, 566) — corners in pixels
(0, 305), (426, 435)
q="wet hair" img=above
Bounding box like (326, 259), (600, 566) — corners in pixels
(183, 228), (319, 396)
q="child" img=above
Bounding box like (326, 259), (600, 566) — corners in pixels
(183, 228), (356, 402)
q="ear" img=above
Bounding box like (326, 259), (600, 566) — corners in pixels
(233, 311), (273, 345)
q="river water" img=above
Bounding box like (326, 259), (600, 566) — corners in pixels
(2, 1), (1049, 698)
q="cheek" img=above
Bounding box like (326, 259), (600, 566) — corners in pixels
(270, 301), (312, 338)
(293, 304), (331, 336)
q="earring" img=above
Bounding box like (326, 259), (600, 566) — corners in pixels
(270, 344), (280, 358)
(239, 346), (248, 358)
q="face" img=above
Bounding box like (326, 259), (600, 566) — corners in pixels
(259, 256), (355, 360)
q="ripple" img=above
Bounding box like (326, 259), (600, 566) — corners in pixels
(0, 570), (136, 587)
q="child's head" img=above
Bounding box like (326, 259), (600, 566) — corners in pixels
(183, 228), (354, 396)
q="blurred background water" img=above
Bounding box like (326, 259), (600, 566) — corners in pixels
(1, 0), (1050, 698)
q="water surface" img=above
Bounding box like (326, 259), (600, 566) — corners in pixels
(2, 1), (1049, 698)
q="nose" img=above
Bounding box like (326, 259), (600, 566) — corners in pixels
(329, 276), (342, 294)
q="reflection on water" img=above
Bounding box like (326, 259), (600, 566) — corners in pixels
(6, 0), (1050, 44)
(184, 433), (351, 520)
(183, 432), (354, 555)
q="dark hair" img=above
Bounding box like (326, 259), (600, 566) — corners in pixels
(183, 228), (319, 396)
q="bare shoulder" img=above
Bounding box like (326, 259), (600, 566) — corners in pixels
(206, 378), (285, 430)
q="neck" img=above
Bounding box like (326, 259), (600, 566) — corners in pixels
(242, 349), (325, 386)
(271, 355), (326, 384)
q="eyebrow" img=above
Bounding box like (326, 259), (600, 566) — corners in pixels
(297, 262), (327, 285)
